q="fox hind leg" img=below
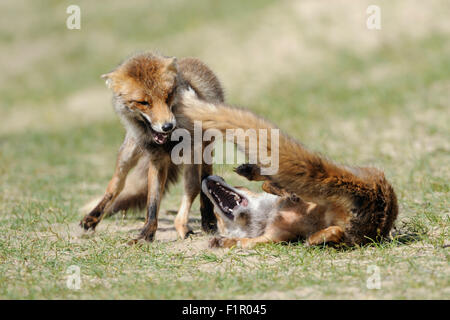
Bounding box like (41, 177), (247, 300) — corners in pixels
(306, 226), (344, 246)
(80, 138), (140, 230)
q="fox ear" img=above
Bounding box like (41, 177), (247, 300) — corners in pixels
(101, 72), (113, 89)
(165, 57), (178, 73)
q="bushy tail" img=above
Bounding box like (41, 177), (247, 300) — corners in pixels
(178, 90), (399, 243)
(181, 90), (401, 244)
(178, 89), (374, 205)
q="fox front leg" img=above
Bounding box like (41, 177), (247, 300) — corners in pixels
(174, 164), (199, 239)
(306, 226), (344, 246)
(209, 235), (274, 249)
(128, 158), (169, 244)
(80, 137), (140, 231)
(209, 226), (295, 249)
(235, 164), (296, 199)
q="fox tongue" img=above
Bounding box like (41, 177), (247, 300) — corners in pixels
(153, 132), (168, 144)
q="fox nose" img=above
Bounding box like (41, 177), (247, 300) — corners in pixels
(162, 122), (174, 132)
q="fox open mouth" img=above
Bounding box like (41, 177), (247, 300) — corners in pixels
(151, 129), (169, 144)
(205, 179), (248, 220)
(139, 116), (169, 144)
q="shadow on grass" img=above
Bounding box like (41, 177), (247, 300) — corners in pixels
(281, 227), (424, 252)
(98, 207), (428, 249)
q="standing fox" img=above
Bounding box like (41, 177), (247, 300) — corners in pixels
(178, 89), (399, 248)
(80, 52), (224, 242)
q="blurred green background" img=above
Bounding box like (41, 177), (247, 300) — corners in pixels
(0, 0), (448, 299)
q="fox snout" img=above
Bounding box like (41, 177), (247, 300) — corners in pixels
(149, 117), (177, 134)
(161, 122), (174, 132)
(139, 110), (176, 144)
(201, 175), (226, 194)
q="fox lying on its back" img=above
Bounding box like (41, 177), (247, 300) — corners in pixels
(178, 88), (398, 247)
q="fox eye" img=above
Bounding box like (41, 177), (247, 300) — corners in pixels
(131, 100), (150, 107)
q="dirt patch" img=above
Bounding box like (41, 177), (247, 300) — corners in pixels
(41, 213), (214, 253)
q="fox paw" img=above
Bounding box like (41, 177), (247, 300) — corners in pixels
(127, 235), (154, 246)
(209, 237), (239, 248)
(80, 215), (99, 231)
(209, 237), (225, 248)
(127, 230), (156, 245)
(234, 164), (261, 181)
(175, 224), (195, 239)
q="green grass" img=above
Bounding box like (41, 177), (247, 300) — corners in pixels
(0, 0), (449, 299)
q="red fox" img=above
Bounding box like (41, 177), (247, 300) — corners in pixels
(80, 52), (224, 243)
(178, 88), (399, 248)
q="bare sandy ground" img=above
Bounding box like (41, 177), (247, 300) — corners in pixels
(46, 211), (214, 254)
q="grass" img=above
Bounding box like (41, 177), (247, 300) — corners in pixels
(0, 0), (449, 299)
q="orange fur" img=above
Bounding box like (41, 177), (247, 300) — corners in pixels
(81, 52), (224, 242)
(180, 92), (398, 245)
